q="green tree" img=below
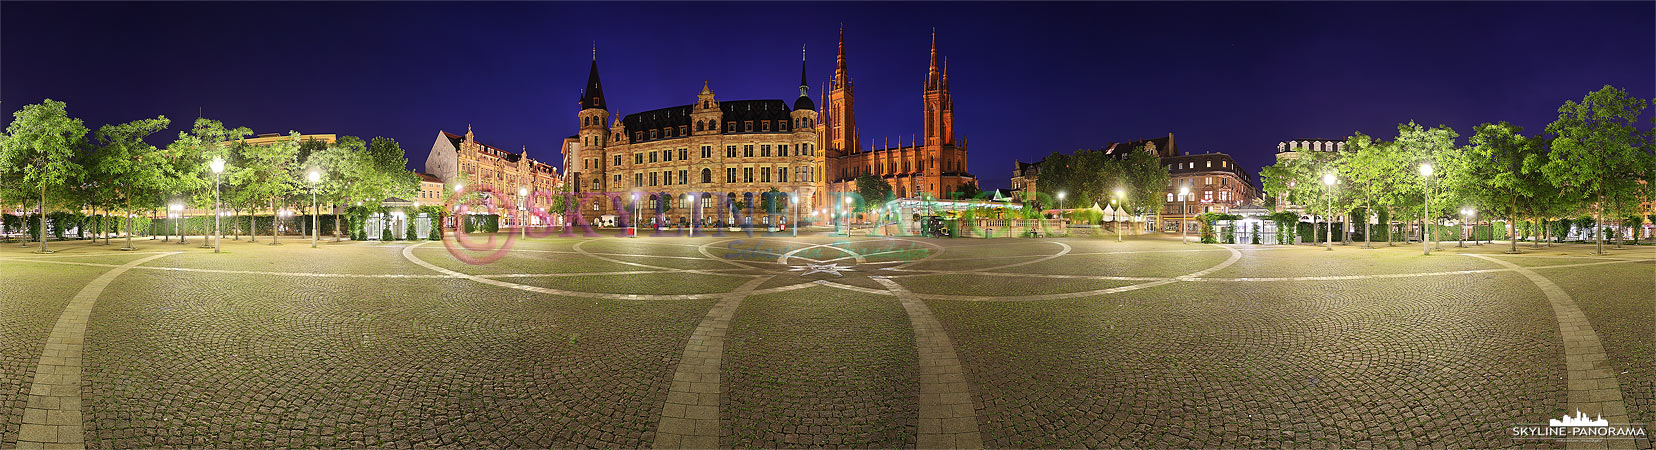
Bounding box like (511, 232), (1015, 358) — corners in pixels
(1542, 85), (1649, 254)
(1, 100), (89, 253)
(854, 174), (893, 212)
(1463, 122), (1550, 253)
(364, 137), (418, 202)
(305, 136), (371, 240)
(92, 116), (172, 250)
(1119, 149), (1169, 228)
(1393, 121), (1460, 249)
(235, 132), (302, 244)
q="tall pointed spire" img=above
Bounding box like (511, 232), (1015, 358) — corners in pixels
(834, 24), (848, 87)
(581, 46), (606, 110)
(926, 29), (941, 91)
(793, 44), (815, 111)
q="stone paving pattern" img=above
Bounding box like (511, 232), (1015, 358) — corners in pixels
(0, 235), (1650, 448)
(722, 286), (918, 448)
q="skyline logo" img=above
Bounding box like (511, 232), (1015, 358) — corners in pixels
(1549, 410), (1609, 427)
(1512, 409), (1646, 443)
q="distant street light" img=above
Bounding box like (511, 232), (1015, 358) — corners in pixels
(308, 169), (320, 248)
(844, 195), (854, 236)
(1459, 207), (1474, 248)
(791, 192), (799, 238)
(1179, 185), (1190, 244)
(686, 194), (697, 237)
(1113, 187), (1126, 242)
(1323, 173), (1336, 251)
(211, 157), (225, 253)
(1057, 191), (1066, 224)
(169, 202), (184, 244)
(1420, 163), (1433, 255)
(520, 187), (529, 240)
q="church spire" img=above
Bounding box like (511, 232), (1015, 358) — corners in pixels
(834, 24), (849, 89)
(926, 29), (941, 91)
(581, 48), (606, 110)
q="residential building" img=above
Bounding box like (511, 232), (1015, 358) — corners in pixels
(424, 126), (562, 226)
(1160, 152), (1258, 233)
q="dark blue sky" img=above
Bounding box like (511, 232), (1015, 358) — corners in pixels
(4, 1), (1651, 190)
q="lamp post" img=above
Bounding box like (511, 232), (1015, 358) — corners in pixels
(686, 194), (697, 237)
(1114, 187), (1125, 242)
(1459, 207), (1473, 248)
(1323, 173), (1335, 251)
(1420, 163), (1433, 256)
(791, 192), (799, 238)
(1179, 185), (1190, 244)
(453, 183), (464, 232)
(211, 158), (224, 253)
(843, 195), (853, 236)
(170, 202), (183, 244)
(520, 187), (529, 240)
(1056, 191), (1066, 224)
(308, 169), (320, 248)
(630, 193), (638, 238)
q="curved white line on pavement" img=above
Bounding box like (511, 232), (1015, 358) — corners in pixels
(695, 237), (790, 269)
(902, 245), (1236, 302)
(776, 240), (864, 265)
(576, 239), (755, 275)
(1189, 258), (1651, 282)
(968, 241), (1073, 272)
(872, 277), (984, 448)
(17, 251), (180, 448)
(401, 241), (757, 300)
(1175, 245), (1243, 279)
(811, 280), (896, 296)
(1467, 254), (1633, 430)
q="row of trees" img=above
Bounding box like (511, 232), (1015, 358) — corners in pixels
(1262, 85), (1654, 254)
(0, 99), (420, 252)
(1027, 146), (1171, 223)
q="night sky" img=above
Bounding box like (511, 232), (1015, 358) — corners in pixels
(4, 2), (1651, 191)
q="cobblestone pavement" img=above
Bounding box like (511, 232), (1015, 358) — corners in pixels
(0, 235), (1650, 448)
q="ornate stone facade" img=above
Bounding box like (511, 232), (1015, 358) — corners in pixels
(558, 29), (978, 226)
(424, 126), (562, 225)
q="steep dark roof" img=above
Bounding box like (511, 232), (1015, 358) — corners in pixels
(441, 131), (463, 149)
(621, 100), (795, 143)
(793, 94), (815, 111)
(581, 59), (606, 110)
(1164, 153), (1252, 183)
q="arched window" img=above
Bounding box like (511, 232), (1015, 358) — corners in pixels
(701, 168), (712, 183)
(696, 121), (704, 131)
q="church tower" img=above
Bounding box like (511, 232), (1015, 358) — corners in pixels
(825, 26), (857, 159)
(790, 45), (820, 214)
(575, 50), (609, 193)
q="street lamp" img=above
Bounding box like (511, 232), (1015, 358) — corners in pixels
(791, 192), (799, 238)
(1056, 190), (1066, 223)
(1323, 173), (1336, 251)
(1459, 207), (1474, 247)
(170, 202), (183, 244)
(686, 194), (697, 237)
(1420, 163), (1433, 255)
(520, 187), (529, 240)
(211, 157), (224, 253)
(1113, 187), (1125, 242)
(843, 195), (854, 236)
(308, 169), (320, 248)
(1179, 185), (1190, 244)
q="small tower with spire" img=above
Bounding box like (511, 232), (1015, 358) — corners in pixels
(690, 81), (723, 137)
(575, 46), (610, 193)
